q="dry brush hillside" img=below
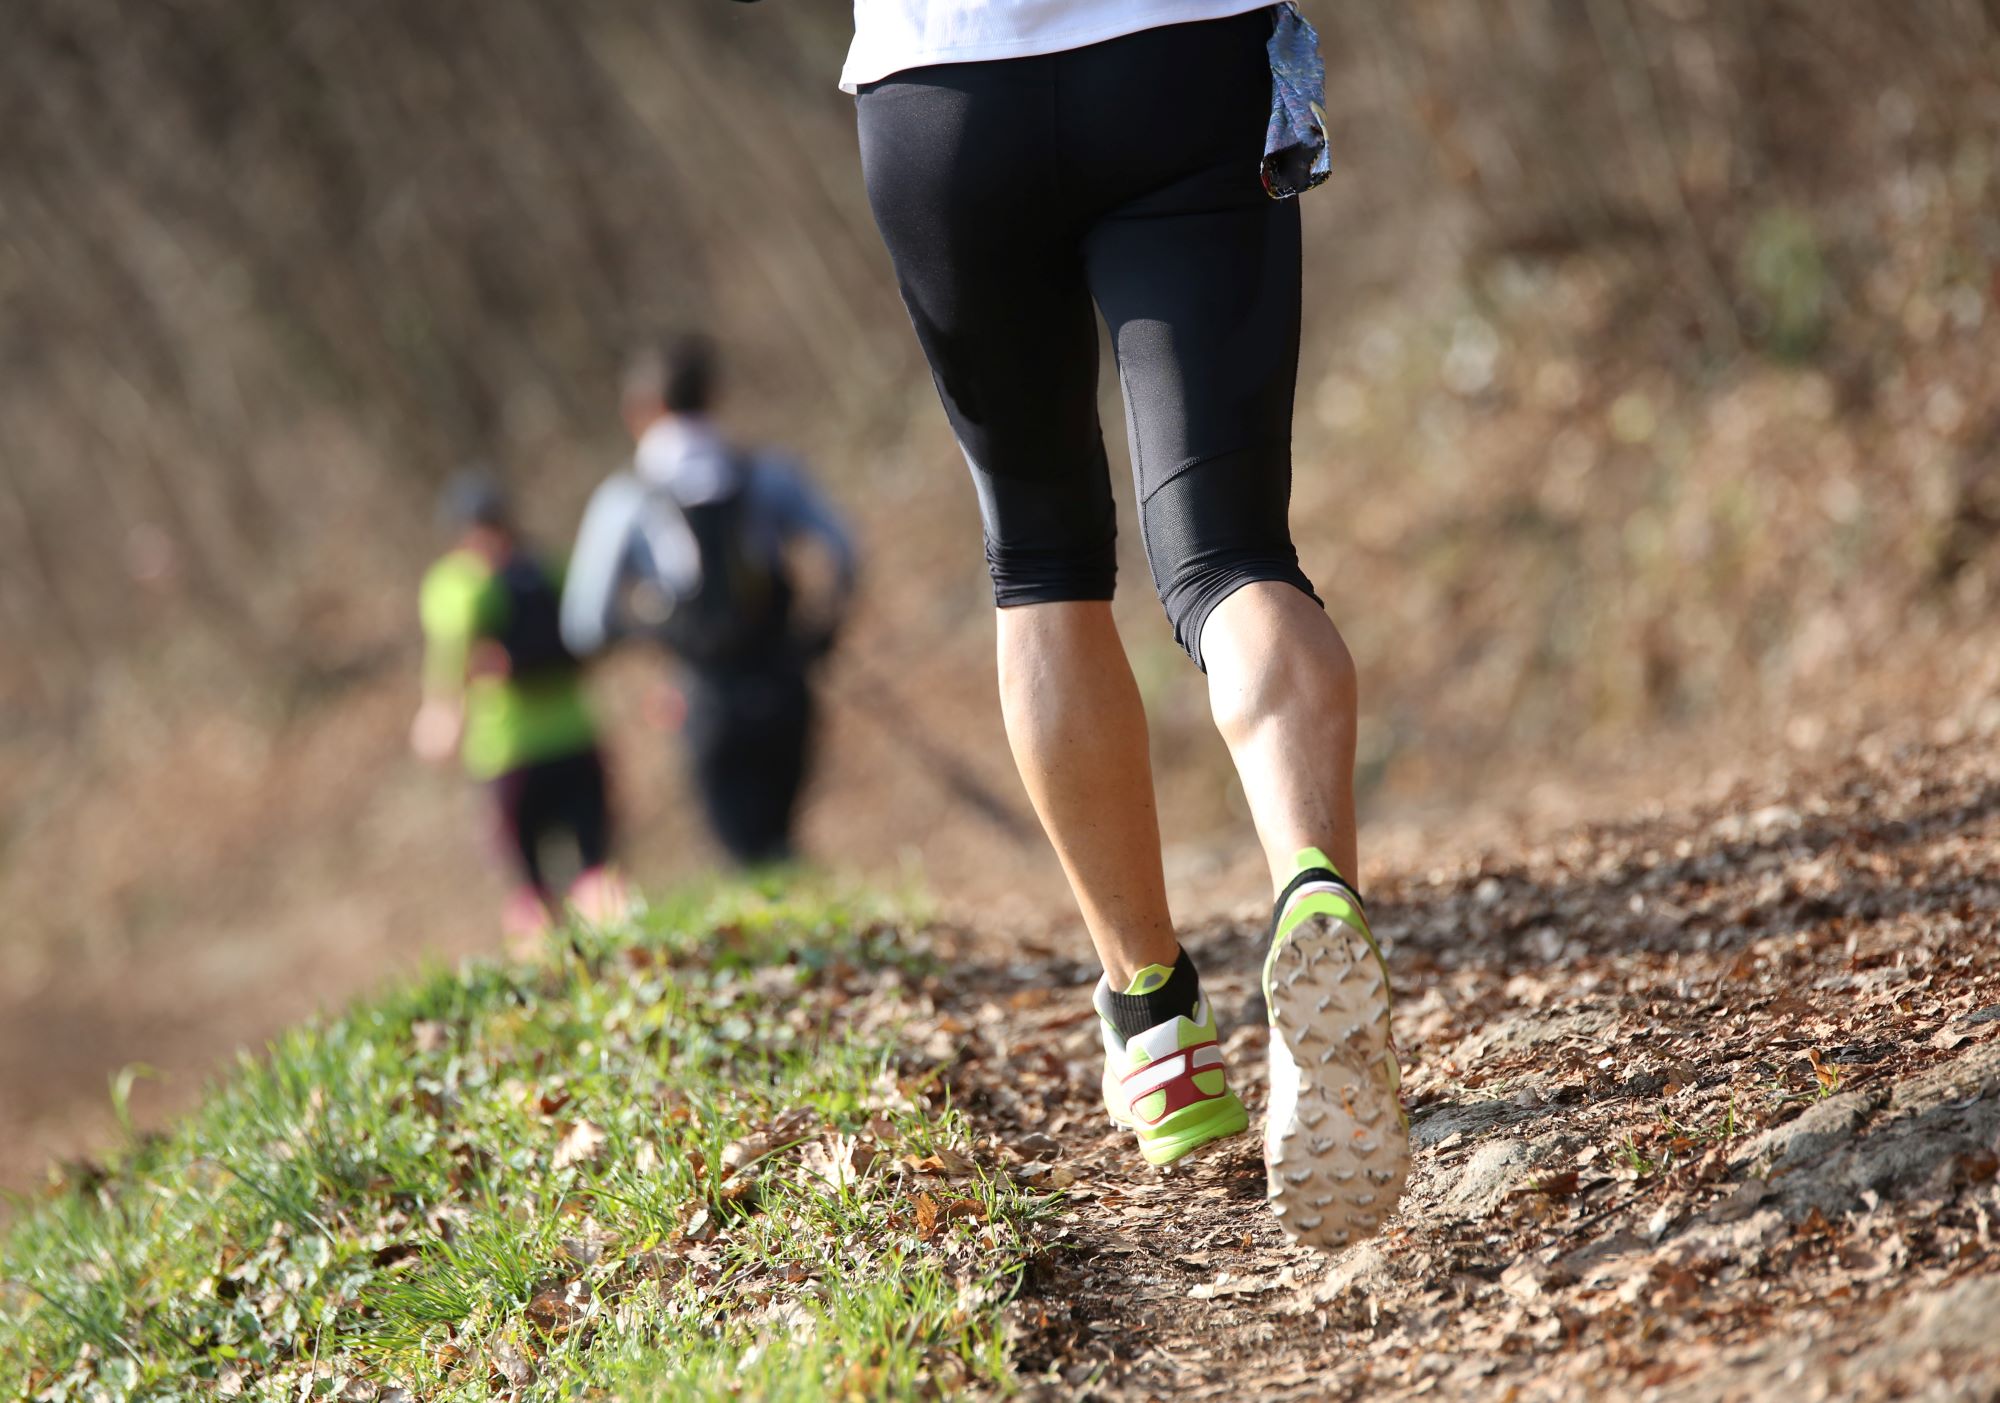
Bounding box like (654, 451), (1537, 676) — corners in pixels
(4, 0), (2000, 1194)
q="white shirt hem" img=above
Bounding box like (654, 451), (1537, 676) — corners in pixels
(840, 1), (1275, 94)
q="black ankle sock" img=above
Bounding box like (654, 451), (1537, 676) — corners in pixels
(1257, 866), (1367, 958)
(1103, 949), (1202, 1042)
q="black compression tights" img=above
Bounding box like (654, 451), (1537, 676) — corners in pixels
(857, 10), (1316, 668)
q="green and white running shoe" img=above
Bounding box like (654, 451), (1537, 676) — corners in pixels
(1262, 849), (1409, 1249)
(1095, 966), (1248, 1166)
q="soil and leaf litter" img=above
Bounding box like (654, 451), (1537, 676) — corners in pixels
(976, 736), (2000, 1399)
(6, 738), (2000, 1400)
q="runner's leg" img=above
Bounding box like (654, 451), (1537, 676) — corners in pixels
(559, 749), (630, 922)
(997, 600), (1178, 989)
(1071, 14), (1402, 1240)
(1074, 14), (1359, 893)
(682, 677), (764, 867)
(756, 666), (813, 865)
(491, 764), (555, 941)
(1202, 586), (1359, 885)
(859, 63), (1179, 989)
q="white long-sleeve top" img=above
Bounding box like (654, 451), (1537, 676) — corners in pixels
(560, 417), (856, 659)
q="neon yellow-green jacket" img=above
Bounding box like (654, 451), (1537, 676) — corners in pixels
(419, 548), (598, 781)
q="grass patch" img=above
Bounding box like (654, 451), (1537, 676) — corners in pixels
(1659, 1095), (1738, 1152)
(1612, 1133), (1661, 1179)
(1, 883), (1046, 1400)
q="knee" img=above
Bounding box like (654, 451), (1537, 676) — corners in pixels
(977, 465), (1120, 607)
(1139, 444), (1317, 667)
(987, 536), (1118, 607)
(1162, 561), (1323, 669)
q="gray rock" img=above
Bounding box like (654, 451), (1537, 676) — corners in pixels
(1743, 1041), (2000, 1217)
(1443, 1138), (1533, 1218)
(1735, 1085), (1888, 1178)
(1412, 1098), (1550, 1149)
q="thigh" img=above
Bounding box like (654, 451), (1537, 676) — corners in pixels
(1079, 22), (1301, 504)
(858, 66), (1118, 588)
(1089, 193), (1305, 642)
(1069, 15), (1310, 660)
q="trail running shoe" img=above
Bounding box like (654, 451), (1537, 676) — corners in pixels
(1095, 967), (1248, 1166)
(1263, 848), (1409, 1249)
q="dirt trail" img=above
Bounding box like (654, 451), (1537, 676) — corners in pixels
(920, 738), (2000, 1400)
(10, 723), (1999, 1397)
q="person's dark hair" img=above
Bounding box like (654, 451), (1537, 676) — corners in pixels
(627, 333), (720, 416)
(438, 468), (511, 533)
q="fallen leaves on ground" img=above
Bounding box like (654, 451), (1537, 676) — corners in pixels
(948, 739), (2000, 1400)
(551, 1118), (607, 1170)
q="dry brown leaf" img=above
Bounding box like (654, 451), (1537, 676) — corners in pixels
(914, 1193), (982, 1239)
(722, 1107), (819, 1175)
(633, 1139), (661, 1176)
(1514, 1171), (1580, 1198)
(801, 1133), (878, 1192)
(905, 1145), (976, 1177)
(525, 1282), (583, 1337)
(487, 1341), (535, 1389)
(1190, 1272), (1283, 1299)
(719, 1135), (771, 1173)
(552, 1119), (607, 1171)
(371, 1240), (421, 1269)
(556, 1229), (617, 1268)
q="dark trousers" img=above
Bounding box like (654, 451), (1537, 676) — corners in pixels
(489, 748), (613, 894)
(683, 665), (814, 867)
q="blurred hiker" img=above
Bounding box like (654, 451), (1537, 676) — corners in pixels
(843, 4), (1403, 1245)
(561, 334), (857, 868)
(412, 472), (627, 942)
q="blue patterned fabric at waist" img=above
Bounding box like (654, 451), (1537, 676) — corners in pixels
(1262, 2), (1330, 199)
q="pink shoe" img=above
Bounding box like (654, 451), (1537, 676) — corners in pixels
(567, 866), (633, 925)
(501, 886), (555, 950)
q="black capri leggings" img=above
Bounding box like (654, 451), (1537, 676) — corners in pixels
(857, 9), (1316, 668)
(490, 748), (612, 895)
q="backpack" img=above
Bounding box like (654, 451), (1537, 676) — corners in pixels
(488, 553), (577, 680)
(650, 458), (793, 670)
